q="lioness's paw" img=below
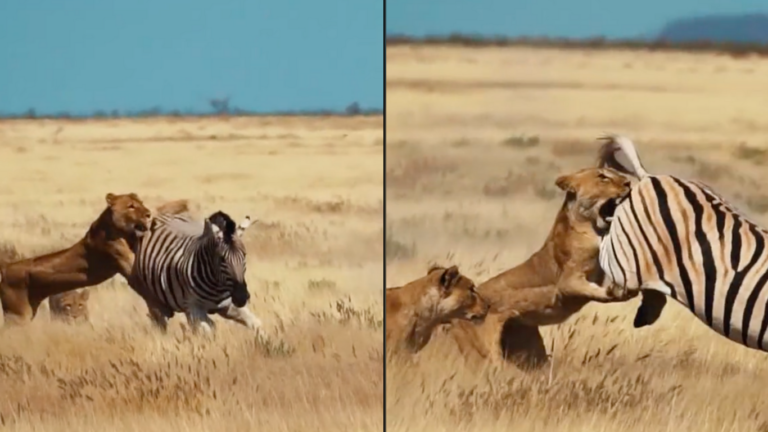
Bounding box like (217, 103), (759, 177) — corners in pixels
(608, 284), (636, 301)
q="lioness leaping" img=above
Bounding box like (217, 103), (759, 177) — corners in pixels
(0, 193), (152, 325)
(386, 265), (489, 355)
(446, 167), (636, 368)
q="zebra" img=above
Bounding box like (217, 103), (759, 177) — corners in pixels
(597, 134), (768, 352)
(132, 210), (262, 334)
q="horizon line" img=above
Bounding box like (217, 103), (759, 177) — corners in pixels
(0, 105), (384, 120)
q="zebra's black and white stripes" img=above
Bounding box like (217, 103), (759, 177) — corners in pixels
(133, 210), (261, 333)
(598, 135), (768, 351)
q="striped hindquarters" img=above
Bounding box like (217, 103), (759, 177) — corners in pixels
(599, 174), (768, 350)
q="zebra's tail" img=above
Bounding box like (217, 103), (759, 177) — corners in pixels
(597, 134), (650, 180)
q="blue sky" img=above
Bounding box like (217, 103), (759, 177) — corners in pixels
(387, 0), (768, 39)
(0, 0), (383, 115)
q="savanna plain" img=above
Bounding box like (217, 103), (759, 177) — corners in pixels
(0, 115), (383, 431)
(386, 44), (768, 431)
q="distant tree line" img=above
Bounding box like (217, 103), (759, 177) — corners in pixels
(0, 99), (382, 120)
(386, 34), (768, 58)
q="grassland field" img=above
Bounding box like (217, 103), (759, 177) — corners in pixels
(386, 44), (768, 432)
(0, 115), (384, 431)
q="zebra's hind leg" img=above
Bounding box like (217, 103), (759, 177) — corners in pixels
(216, 304), (262, 331)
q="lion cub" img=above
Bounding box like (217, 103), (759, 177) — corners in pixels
(49, 289), (90, 324)
(448, 167), (636, 366)
(386, 265), (489, 354)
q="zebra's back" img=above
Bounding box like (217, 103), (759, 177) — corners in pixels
(600, 174), (768, 350)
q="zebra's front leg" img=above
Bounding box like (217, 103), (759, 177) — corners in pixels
(127, 275), (174, 320)
(147, 305), (172, 332)
(184, 303), (216, 335)
(216, 303), (262, 331)
(633, 290), (667, 328)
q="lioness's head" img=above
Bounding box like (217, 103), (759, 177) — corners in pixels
(427, 265), (489, 324)
(105, 193), (152, 238)
(49, 289), (90, 324)
(555, 167), (631, 231)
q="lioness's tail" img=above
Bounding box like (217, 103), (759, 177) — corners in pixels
(597, 134), (650, 180)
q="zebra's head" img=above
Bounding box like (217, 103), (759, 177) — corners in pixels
(206, 211), (254, 308)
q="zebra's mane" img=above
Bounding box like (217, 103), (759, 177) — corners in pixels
(207, 211), (237, 242)
(159, 215), (208, 239)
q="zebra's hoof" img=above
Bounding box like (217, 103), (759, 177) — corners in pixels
(197, 323), (215, 336)
(246, 317), (263, 330)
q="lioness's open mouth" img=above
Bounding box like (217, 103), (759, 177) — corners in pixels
(134, 223), (148, 237)
(598, 194), (628, 226)
(595, 194), (628, 232)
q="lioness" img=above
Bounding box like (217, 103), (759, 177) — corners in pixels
(49, 289), (90, 324)
(386, 265), (489, 354)
(0, 193), (152, 325)
(447, 167), (635, 367)
(155, 199), (191, 216)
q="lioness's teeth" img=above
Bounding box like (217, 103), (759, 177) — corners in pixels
(606, 216), (613, 222)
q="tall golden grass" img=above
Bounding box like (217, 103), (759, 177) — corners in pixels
(386, 45), (768, 431)
(0, 116), (383, 431)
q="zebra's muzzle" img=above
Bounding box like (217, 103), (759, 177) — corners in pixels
(232, 283), (250, 308)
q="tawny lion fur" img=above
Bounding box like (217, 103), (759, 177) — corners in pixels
(386, 265), (489, 354)
(0, 193), (152, 325)
(154, 199), (191, 217)
(446, 167), (636, 368)
(49, 288), (91, 324)
(0, 195), (191, 326)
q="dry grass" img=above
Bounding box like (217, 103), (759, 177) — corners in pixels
(386, 45), (768, 431)
(0, 115), (383, 431)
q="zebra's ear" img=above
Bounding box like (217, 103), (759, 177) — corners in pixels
(236, 216), (253, 237)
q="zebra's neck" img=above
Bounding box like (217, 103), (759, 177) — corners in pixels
(190, 235), (227, 284)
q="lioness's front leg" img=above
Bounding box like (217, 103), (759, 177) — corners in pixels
(557, 272), (636, 303)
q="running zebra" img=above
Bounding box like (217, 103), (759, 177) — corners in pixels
(132, 210), (262, 333)
(597, 134), (768, 351)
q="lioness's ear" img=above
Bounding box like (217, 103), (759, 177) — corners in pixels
(439, 265), (461, 291)
(80, 289), (90, 301)
(128, 193), (140, 201)
(555, 174), (576, 193)
(426, 263), (445, 276)
(105, 193), (116, 206)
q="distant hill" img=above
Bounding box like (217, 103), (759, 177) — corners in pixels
(658, 14), (768, 44)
